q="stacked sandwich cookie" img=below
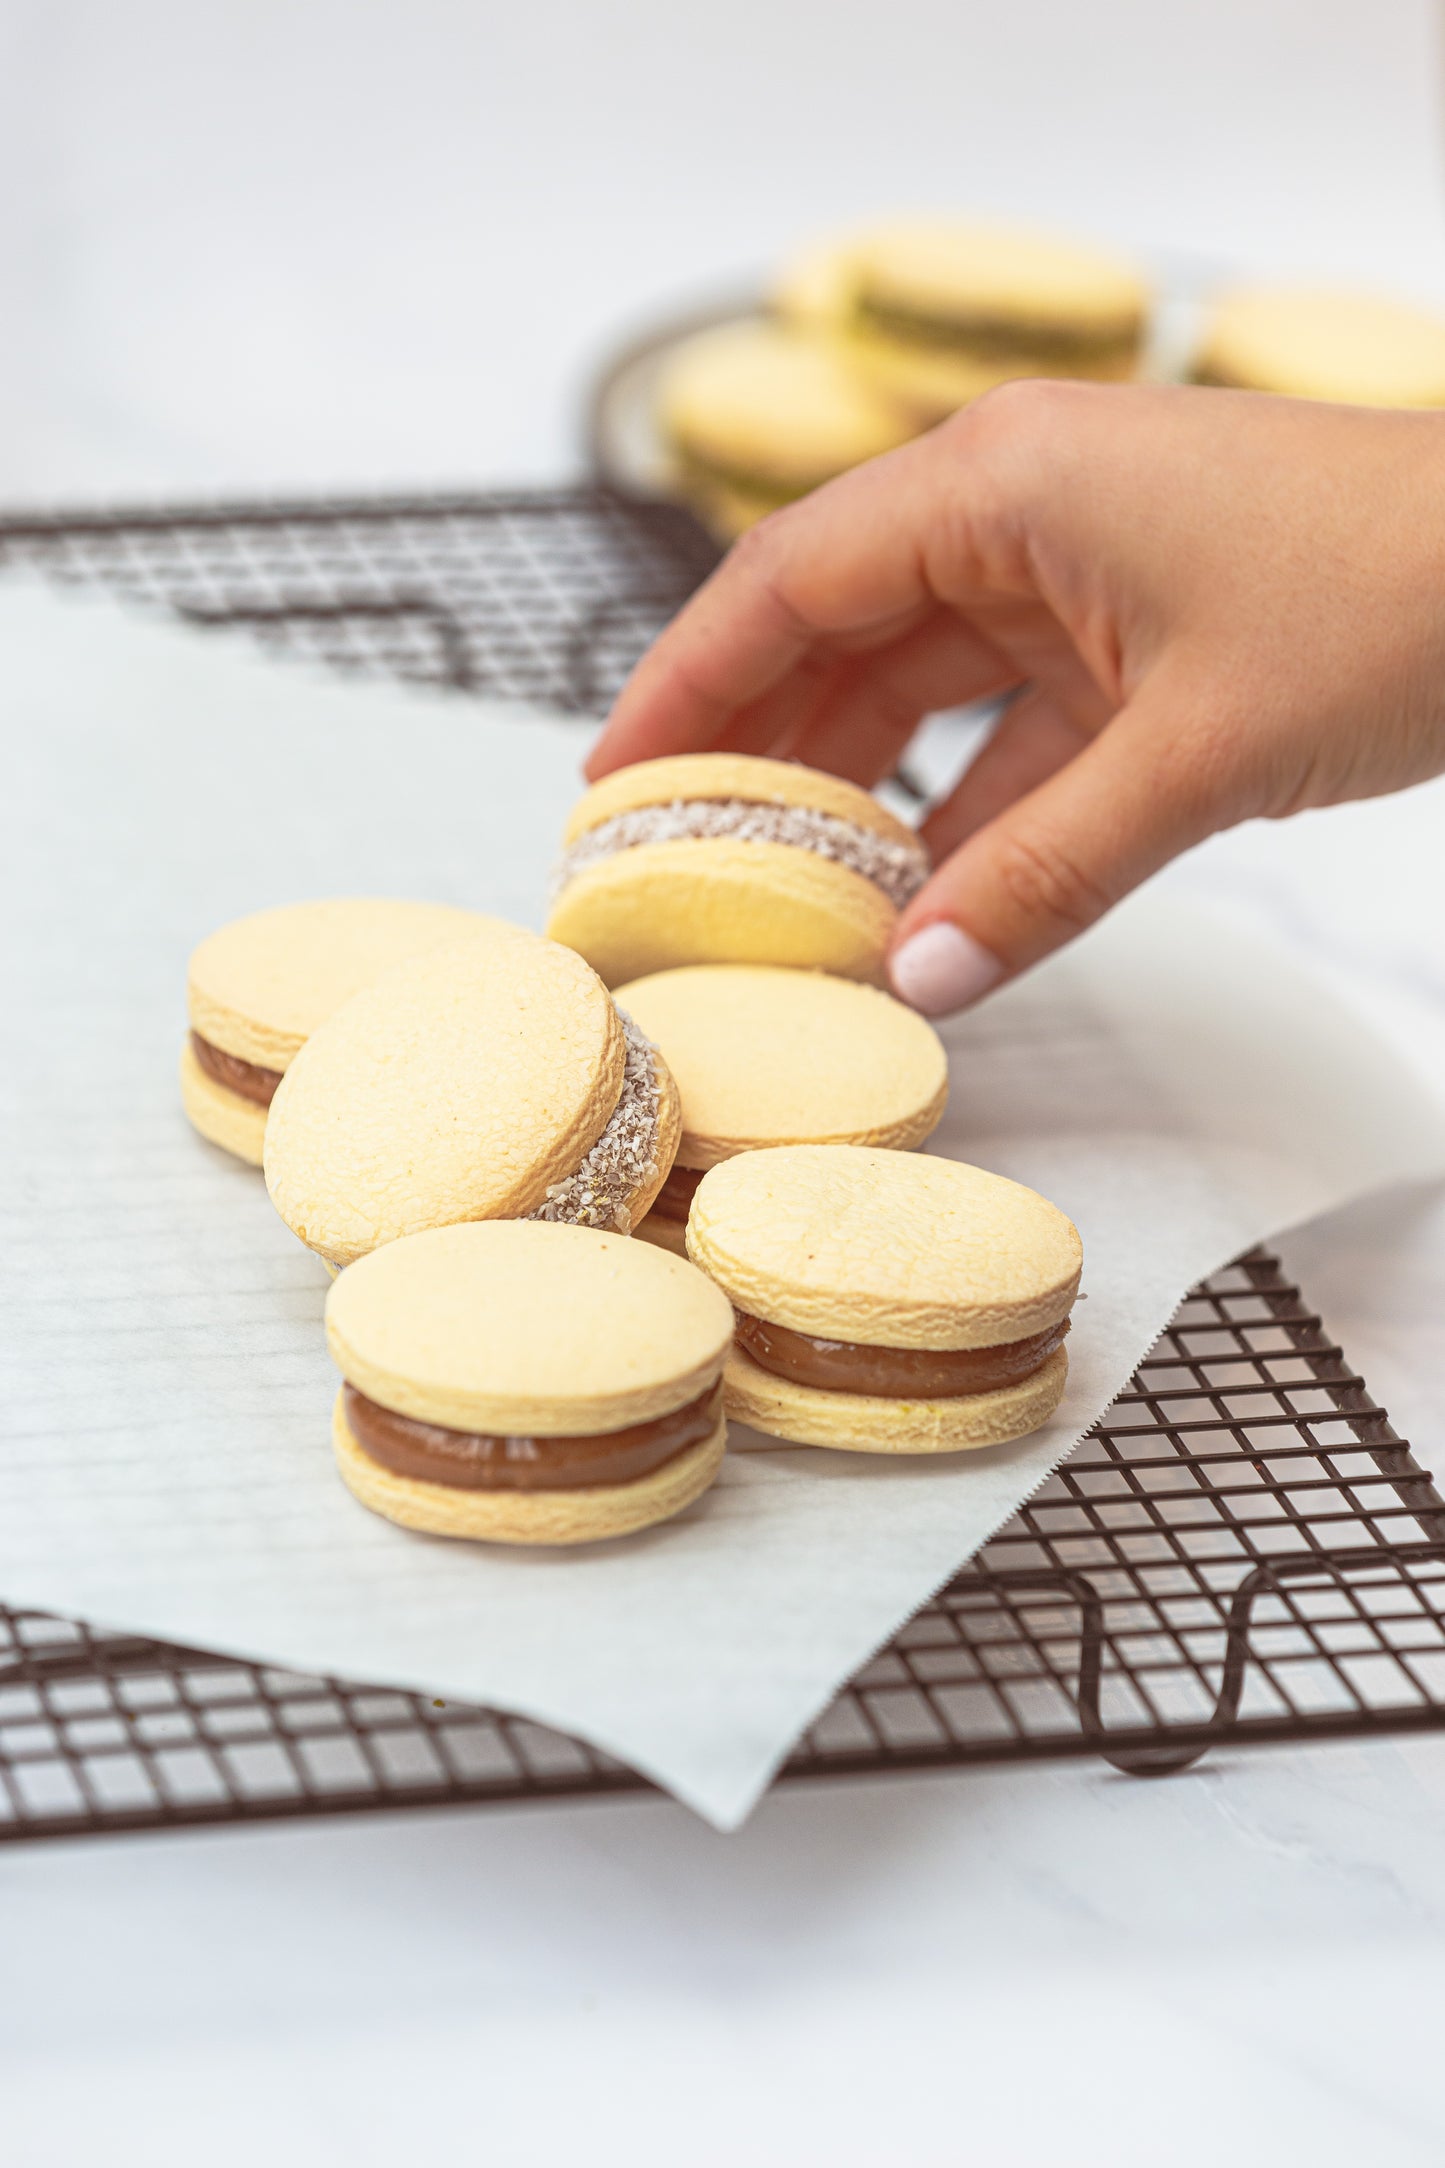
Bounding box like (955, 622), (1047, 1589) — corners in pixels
(181, 897), (486, 1165)
(618, 964), (948, 1255)
(547, 753), (929, 987)
(687, 1146), (1081, 1453)
(264, 918), (680, 1271)
(327, 1222), (735, 1544)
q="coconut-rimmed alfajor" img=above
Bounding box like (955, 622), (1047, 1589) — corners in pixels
(327, 1221), (735, 1544)
(182, 897), (486, 1166)
(264, 920), (681, 1270)
(617, 966), (948, 1256)
(547, 754), (929, 988)
(688, 1145), (1081, 1454)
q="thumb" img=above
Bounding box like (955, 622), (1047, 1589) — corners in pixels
(887, 697), (1230, 1015)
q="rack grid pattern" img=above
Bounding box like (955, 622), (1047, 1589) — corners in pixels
(1, 488), (1440, 1843)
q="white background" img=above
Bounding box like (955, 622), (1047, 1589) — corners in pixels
(6, 4), (1445, 2160)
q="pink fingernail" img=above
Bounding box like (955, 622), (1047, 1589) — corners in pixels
(888, 921), (1005, 1016)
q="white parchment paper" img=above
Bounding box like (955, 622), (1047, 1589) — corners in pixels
(5, 584), (1445, 1828)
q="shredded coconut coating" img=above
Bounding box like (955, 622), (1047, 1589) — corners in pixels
(552, 798), (929, 911)
(528, 1010), (661, 1236)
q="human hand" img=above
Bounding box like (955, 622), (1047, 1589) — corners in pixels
(589, 382), (1445, 1012)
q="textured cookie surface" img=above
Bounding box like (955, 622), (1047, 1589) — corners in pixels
(617, 965), (947, 1166)
(178, 1038), (268, 1166)
(265, 925), (623, 1267)
(561, 753), (918, 853)
(548, 838), (897, 987)
(187, 897), (487, 1071)
(333, 1395), (727, 1545)
(659, 320), (914, 487)
(326, 1219), (735, 1434)
(1196, 288), (1445, 407)
(725, 1342), (1068, 1453)
(688, 1144), (1081, 1349)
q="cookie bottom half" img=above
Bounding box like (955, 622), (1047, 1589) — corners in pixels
(332, 1393), (728, 1545)
(179, 1038), (268, 1167)
(723, 1342), (1068, 1453)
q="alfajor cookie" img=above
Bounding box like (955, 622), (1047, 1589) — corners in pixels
(264, 919), (681, 1270)
(1191, 287), (1445, 407)
(182, 897), (485, 1166)
(547, 753), (929, 988)
(840, 219), (1148, 421)
(327, 1220), (735, 1544)
(617, 965), (948, 1256)
(657, 319), (916, 537)
(688, 1145), (1080, 1454)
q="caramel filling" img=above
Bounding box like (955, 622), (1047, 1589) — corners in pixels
(343, 1379), (723, 1492)
(735, 1313), (1068, 1398)
(190, 1031), (284, 1108)
(650, 1162), (706, 1224)
(855, 296), (1141, 367)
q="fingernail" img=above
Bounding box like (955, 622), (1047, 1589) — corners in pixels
(888, 921), (1005, 1016)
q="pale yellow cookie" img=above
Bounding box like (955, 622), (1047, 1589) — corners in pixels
(549, 754), (928, 988)
(725, 1342), (1068, 1453)
(1193, 287), (1445, 406)
(264, 922), (679, 1268)
(178, 1037), (269, 1167)
(618, 965), (948, 1168)
(844, 218), (1148, 419)
(326, 1221), (735, 1545)
(183, 897), (487, 1167)
(687, 1144), (1080, 1454)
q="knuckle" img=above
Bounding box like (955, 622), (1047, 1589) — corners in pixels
(991, 823), (1114, 936)
(944, 375), (1093, 464)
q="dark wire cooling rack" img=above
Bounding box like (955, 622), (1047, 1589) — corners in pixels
(1, 488), (1443, 1845)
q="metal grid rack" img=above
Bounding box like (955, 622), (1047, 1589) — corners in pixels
(1, 487), (1441, 1843)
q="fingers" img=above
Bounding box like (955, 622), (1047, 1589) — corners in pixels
(921, 688), (1093, 859)
(782, 609), (1016, 787)
(586, 422), (1007, 780)
(887, 692), (1230, 1015)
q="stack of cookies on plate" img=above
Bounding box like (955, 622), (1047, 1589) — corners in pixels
(184, 753), (1081, 1549)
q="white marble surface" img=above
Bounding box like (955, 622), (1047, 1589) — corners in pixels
(7, 3), (1445, 2156)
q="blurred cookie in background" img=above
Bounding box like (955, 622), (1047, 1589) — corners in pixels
(1191, 287), (1445, 407)
(656, 319), (918, 538)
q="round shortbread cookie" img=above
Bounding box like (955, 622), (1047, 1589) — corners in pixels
(616, 965), (948, 1168)
(1193, 287), (1445, 407)
(548, 837), (898, 988)
(178, 1037), (268, 1167)
(724, 1341), (1068, 1453)
(187, 897), (488, 1073)
(687, 1144), (1081, 1349)
(264, 923), (647, 1268)
(325, 1219), (736, 1435)
(333, 1394), (727, 1546)
(855, 219), (1147, 337)
(658, 319), (914, 492)
(560, 754), (917, 853)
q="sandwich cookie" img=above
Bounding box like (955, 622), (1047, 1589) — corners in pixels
(548, 753), (929, 988)
(617, 965), (948, 1256)
(327, 1221), (735, 1544)
(264, 920), (681, 1270)
(182, 897), (484, 1165)
(688, 1145), (1080, 1453)
(840, 219), (1148, 420)
(657, 319), (916, 538)
(1190, 287), (1445, 407)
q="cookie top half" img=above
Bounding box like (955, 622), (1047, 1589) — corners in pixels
(659, 320), (915, 489)
(688, 1144), (1081, 1349)
(1194, 287), (1445, 406)
(264, 922), (631, 1268)
(560, 753), (919, 853)
(187, 897), (487, 1072)
(327, 1220), (735, 1435)
(617, 965), (947, 1167)
(854, 219), (1148, 335)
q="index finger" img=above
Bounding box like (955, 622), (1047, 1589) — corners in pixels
(585, 425), (1003, 779)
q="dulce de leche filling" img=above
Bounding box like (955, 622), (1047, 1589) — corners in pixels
(190, 1031), (284, 1108)
(343, 1378), (723, 1492)
(650, 1162), (705, 1224)
(735, 1313), (1069, 1399)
